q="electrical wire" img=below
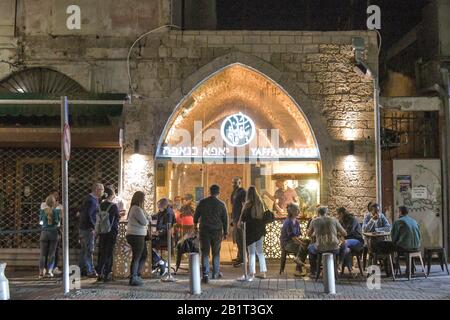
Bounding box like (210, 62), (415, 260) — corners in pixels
(127, 24), (181, 95)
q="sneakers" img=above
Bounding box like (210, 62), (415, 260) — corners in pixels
(202, 276), (209, 284)
(212, 272), (223, 279)
(53, 267), (62, 275)
(233, 261), (243, 268)
(256, 272), (267, 279)
(86, 271), (98, 279)
(46, 270), (54, 278)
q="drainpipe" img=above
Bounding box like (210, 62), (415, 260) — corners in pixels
(420, 68), (450, 255)
(373, 73), (382, 209)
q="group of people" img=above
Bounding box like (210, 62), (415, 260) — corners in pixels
(195, 180), (271, 283)
(38, 179), (422, 284)
(281, 201), (422, 277)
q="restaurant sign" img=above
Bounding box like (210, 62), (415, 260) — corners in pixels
(160, 146), (319, 159)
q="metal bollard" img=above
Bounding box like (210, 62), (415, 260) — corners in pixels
(322, 253), (336, 294)
(189, 253), (201, 295)
(237, 222), (252, 282)
(161, 223), (176, 282)
(0, 262), (10, 300)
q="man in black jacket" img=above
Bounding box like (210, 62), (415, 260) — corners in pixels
(194, 184), (228, 283)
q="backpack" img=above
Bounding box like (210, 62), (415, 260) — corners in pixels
(96, 203), (114, 234)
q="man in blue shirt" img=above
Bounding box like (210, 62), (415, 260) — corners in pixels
(362, 203), (391, 233)
(78, 183), (104, 277)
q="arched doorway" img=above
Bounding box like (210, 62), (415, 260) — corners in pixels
(155, 63), (321, 259)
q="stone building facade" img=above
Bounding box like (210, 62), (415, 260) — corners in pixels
(0, 1), (378, 217)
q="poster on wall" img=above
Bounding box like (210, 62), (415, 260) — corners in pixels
(396, 175), (411, 193)
(195, 187), (204, 203)
(393, 160), (442, 248)
(411, 186), (428, 199)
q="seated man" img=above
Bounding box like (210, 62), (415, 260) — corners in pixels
(307, 207), (347, 277)
(362, 203), (391, 233)
(337, 207), (364, 270)
(391, 206), (421, 252)
(280, 203), (310, 277)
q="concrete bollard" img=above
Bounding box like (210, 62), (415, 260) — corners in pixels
(322, 253), (336, 294)
(189, 253), (201, 295)
(0, 262), (10, 300)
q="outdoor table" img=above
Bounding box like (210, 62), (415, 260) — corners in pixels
(363, 232), (391, 266)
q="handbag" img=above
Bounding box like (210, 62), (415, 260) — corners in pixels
(262, 201), (275, 224)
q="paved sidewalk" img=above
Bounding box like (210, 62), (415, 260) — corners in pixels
(7, 263), (450, 300)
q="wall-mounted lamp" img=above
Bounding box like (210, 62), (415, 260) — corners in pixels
(348, 140), (355, 155)
(352, 37), (372, 78)
(133, 139), (140, 154)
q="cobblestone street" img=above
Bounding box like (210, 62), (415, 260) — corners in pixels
(7, 263), (450, 300)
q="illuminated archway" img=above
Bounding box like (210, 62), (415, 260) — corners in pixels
(156, 63), (320, 162)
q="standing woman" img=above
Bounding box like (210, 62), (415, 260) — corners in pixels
(39, 195), (61, 278)
(126, 191), (149, 286)
(238, 186), (267, 279)
(96, 187), (120, 282)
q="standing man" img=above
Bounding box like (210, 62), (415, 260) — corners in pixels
(194, 184), (228, 283)
(230, 177), (246, 267)
(108, 185), (126, 220)
(78, 182), (104, 278)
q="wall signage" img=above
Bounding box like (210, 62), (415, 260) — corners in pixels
(220, 113), (255, 147)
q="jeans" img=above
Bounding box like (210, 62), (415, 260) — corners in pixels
(339, 239), (364, 268)
(97, 232), (117, 278)
(248, 237), (267, 275)
(284, 239), (309, 266)
(39, 230), (58, 271)
(200, 229), (222, 278)
(79, 229), (96, 274)
(126, 234), (148, 278)
(233, 221), (243, 262)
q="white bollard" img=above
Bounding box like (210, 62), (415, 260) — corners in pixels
(322, 253), (336, 295)
(0, 263), (10, 300)
(189, 253), (201, 295)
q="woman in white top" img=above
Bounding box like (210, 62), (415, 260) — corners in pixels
(126, 191), (149, 286)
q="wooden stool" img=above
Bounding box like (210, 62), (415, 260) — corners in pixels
(424, 247), (449, 276)
(396, 249), (427, 280)
(341, 246), (364, 276)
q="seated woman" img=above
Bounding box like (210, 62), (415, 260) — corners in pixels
(337, 207), (364, 270)
(178, 194), (195, 226)
(280, 203), (309, 277)
(153, 198), (175, 249)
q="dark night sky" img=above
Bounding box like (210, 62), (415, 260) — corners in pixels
(216, 0), (429, 51)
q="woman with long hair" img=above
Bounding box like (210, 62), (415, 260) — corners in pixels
(38, 195), (61, 278)
(126, 191), (149, 286)
(238, 186), (267, 279)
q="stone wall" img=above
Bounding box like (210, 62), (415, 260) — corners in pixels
(0, 26), (378, 217)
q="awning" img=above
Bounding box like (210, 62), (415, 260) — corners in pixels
(0, 93), (126, 118)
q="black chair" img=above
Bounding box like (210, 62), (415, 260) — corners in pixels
(362, 245), (369, 270)
(341, 246), (364, 276)
(424, 247), (449, 276)
(279, 248), (297, 274)
(315, 250), (339, 282)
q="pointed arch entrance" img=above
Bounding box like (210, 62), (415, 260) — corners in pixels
(155, 63), (322, 259)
